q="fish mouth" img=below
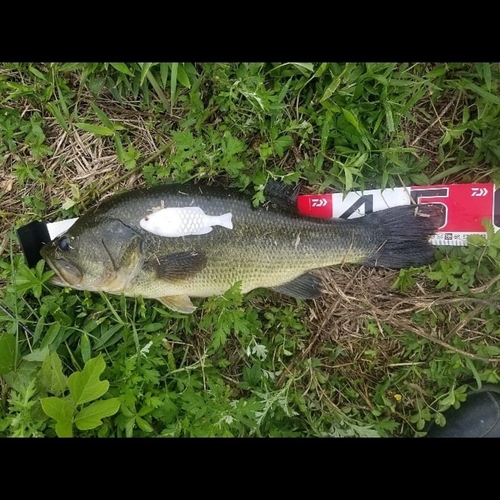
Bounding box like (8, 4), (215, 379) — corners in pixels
(42, 254), (83, 287)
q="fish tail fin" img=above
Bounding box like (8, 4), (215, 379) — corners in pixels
(361, 204), (443, 269)
(219, 212), (233, 230)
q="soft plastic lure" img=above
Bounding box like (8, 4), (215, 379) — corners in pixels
(139, 206), (233, 237)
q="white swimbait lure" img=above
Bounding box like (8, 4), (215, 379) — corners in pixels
(139, 206), (233, 237)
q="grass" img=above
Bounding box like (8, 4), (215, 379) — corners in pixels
(1, 62), (500, 437)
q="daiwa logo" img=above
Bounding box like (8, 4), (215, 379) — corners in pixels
(311, 198), (328, 207)
(471, 187), (488, 197)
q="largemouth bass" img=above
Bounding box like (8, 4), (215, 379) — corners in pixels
(40, 183), (441, 313)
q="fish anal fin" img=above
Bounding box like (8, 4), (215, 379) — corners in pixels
(145, 250), (207, 281)
(157, 295), (196, 314)
(270, 272), (325, 299)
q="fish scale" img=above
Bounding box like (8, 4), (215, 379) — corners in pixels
(40, 183), (442, 313)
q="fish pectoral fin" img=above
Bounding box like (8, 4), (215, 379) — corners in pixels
(145, 250), (207, 281)
(270, 272), (325, 299)
(157, 295), (197, 314)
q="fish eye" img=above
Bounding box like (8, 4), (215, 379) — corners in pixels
(57, 236), (71, 251)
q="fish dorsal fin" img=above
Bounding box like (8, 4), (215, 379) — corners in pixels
(270, 272), (325, 299)
(263, 181), (302, 214)
(144, 250), (207, 281)
(157, 295), (196, 314)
